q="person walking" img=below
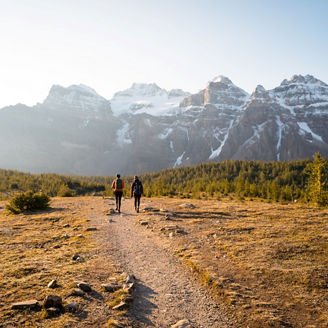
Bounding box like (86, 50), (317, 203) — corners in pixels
(112, 174), (125, 213)
(131, 176), (143, 213)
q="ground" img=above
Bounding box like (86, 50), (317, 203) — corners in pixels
(0, 196), (327, 327)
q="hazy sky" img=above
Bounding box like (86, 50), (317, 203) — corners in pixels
(0, 0), (327, 108)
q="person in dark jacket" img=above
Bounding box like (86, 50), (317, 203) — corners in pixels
(112, 174), (125, 213)
(131, 176), (143, 213)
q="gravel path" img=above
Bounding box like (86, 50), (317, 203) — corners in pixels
(100, 198), (235, 328)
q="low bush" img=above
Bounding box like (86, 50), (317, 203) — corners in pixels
(6, 191), (50, 214)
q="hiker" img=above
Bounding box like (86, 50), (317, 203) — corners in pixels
(131, 176), (143, 213)
(112, 174), (125, 213)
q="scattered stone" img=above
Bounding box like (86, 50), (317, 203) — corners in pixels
(71, 288), (85, 297)
(101, 283), (120, 292)
(175, 229), (184, 234)
(106, 208), (116, 215)
(72, 211), (77, 214)
(112, 301), (128, 310)
(179, 203), (195, 209)
(164, 215), (172, 221)
(72, 254), (84, 261)
(86, 227), (97, 231)
(46, 307), (61, 316)
(171, 319), (191, 328)
(169, 232), (174, 238)
(48, 280), (57, 289)
(65, 302), (78, 313)
(11, 300), (39, 310)
(77, 234), (84, 238)
(63, 223), (70, 228)
(43, 295), (62, 309)
(160, 208), (169, 212)
(139, 221), (148, 226)
(142, 207), (159, 212)
(53, 244), (61, 249)
(61, 233), (69, 239)
(76, 281), (92, 292)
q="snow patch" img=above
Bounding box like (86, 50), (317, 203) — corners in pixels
(276, 116), (284, 160)
(209, 119), (234, 160)
(116, 122), (132, 145)
(158, 128), (173, 140)
(174, 152), (185, 168)
(297, 122), (323, 142)
(169, 140), (174, 152)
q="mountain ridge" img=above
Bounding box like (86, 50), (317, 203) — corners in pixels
(0, 74), (327, 175)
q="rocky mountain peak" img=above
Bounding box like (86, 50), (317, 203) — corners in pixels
(44, 84), (110, 112)
(273, 74), (328, 107)
(280, 74), (327, 87)
(115, 83), (167, 98)
(210, 75), (233, 85)
(181, 75), (249, 108)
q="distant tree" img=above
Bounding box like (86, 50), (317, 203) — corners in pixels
(306, 152), (328, 206)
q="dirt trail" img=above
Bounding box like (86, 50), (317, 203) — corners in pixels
(92, 198), (235, 328)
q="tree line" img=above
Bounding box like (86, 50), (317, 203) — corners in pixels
(0, 154), (327, 206)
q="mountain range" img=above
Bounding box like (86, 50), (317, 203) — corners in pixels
(0, 74), (327, 175)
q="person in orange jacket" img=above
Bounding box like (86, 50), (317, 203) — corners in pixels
(111, 174), (125, 213)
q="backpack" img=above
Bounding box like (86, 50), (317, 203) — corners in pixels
(134, 181), (142, 195)
(116, 178), (123, 190)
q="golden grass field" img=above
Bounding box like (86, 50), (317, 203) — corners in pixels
(1, 196), (328, 328)
(139, 197), (328, 328)
(0, 197), (130, 328)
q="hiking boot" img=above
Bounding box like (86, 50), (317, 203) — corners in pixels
(137, 208), (139, 213)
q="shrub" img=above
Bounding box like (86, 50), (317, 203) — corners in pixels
(6, 191), (50, 214)
(57, 184), (73, 197)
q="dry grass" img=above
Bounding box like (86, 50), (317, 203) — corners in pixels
(0, 197), (129, 328)
(142, 197), (328, 328)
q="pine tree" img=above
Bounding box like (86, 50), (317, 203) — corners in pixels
(307, 153), (328, 206)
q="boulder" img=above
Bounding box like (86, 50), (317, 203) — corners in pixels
(101, 283), (120, 292)
(139, 221), (148, 226)
(11, 300), (39, 310)
(43, 295), (62, 309)
(47, 279), (57, 288)
(71, 288), (85, 296)
(86, 227), (97, 231)
(76, 281), (92, 292)
(72, 254), (84, 261)
(46, 307), (61, 316)
(64, 302), (78, 313)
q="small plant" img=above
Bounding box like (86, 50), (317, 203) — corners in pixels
(6, 190), (50, 214)
(57, 184), (74, 197)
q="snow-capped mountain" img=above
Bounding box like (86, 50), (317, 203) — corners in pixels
(44, 84), (111, 113)
(110, 83), (189, 116)
(217, 75), (328, 162)
(0, 75), (327, 175)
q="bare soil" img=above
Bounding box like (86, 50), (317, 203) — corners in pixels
(98, 197), (235, 328)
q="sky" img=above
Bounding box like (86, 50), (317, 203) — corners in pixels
(0, 0), (327, 108)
